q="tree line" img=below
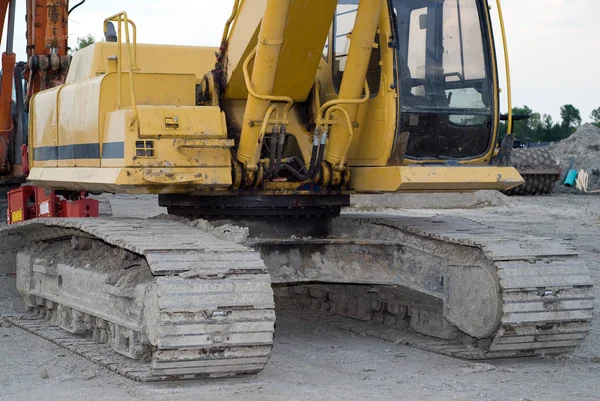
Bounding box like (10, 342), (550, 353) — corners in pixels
(499, 105), (600, 143)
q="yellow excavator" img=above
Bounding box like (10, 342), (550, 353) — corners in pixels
(0, 0), (593, 380)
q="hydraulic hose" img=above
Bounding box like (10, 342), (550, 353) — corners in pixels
(279, 132), (328, 181)
(266, 125), (279, 178)
(273, 125), (287, 177)
(68, 0), (86, 16)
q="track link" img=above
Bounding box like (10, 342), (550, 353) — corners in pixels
(393, 215), (593, 356)
(0, 213), (593, 376)
(261, 214), (594, 359)
(0, 218), (275, 381)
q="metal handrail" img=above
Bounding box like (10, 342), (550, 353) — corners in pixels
(103, 12), (139, 130)
(242, 46), (294, 121)
(494, 0), (512, 135)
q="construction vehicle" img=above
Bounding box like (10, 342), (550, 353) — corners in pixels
(0, 0), (593, 381)
(0, 0), (71, 189)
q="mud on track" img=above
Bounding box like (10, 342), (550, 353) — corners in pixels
(1, 193), (599, 401)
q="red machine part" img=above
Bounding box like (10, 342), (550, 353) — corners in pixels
(6, 185), (36, 224)
(58, 197), (99, 218)
(7, 186), (99, 225)
(25, 0), (70, 111)
(34, 187), (57, 218)
(0, 0), (16, 175)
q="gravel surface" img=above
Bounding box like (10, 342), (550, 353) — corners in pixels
(1, 192), (599, 401)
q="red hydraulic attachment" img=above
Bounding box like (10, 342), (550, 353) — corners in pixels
(7, 186), (99, 225)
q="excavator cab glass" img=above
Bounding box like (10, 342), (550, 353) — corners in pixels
(391, 0), (495, 160)
(333, 3), (382, 96)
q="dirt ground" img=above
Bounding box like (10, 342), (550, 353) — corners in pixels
(1, 192), (599, 401)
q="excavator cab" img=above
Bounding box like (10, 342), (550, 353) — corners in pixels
(334, 0), (497, 162)
(394, 0), (495, 160)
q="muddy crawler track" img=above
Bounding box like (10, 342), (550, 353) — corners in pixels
(0, 214), (595, 379)
(0, 218), (275, 381)
(262, 214), (594, 359)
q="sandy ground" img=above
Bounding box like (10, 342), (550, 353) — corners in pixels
(1, 192), (599, 401)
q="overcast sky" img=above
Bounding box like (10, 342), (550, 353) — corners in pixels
(4, 0), (599, 122)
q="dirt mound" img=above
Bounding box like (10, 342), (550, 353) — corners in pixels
(551, 124), (600, 191)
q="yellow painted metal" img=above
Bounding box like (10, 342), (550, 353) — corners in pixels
(30, 72), (198, 163)
(350, 166), (524, 193)
(221, 0), (241, 44)
(135, 106), (228, 140)
(67, 43), (217, 85)
(55, 78), (103, 168)
(27, 166), (232, 194)
(221, 98), (314, 165)
(481, 3), (501, 163)
(28, 4), (523, 199)
(28, 86), (61, 168)
(318, 81), (370, 124)
(101, 107), (232, 169)
(11, 209), (23, 223)
(222, 0), (266, 100)
(324, 0), (384, 168)
(224, 0), (338, 102)
(317, 5), (398, 168)
(235, 0), (291, 169)
(29, 37), (233, 193)
(494, 0), (513, 135)
(270, 0), (338, 100)
(242, 48), (293, 118)
(104, 12), (140, 129)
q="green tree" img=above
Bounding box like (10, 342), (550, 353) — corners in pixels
(511, 105), (533, 138)
(591, 107), (600, 127)
(75, 34), (96, 51)
(528, 112), (542, 130)
(497, 106), (578, 144)
(560, 104), (582, 129)
(542, 114), (553, 130)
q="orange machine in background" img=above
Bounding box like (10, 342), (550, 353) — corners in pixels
(0, 0), (72, 184)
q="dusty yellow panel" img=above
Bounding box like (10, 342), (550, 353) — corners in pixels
(336, 6), (399, 167)
(66, 43), (99, 83)
(223, 0), (266, 100)
(271, 0), (337, 100)
(224, 0), (337, 101)
(67, 43), (219, 84)
(350, 166), (524, 193)
(27, 166), (232, 194)
(27, 166), (123, 193)
(107, 73), (196, 108)
(136, 106), (227, 139)
(102, 108), (233, 169)
(346, 84), (394, 166)
(29, 87), (60, 168)
(56, 76), (104, 168)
